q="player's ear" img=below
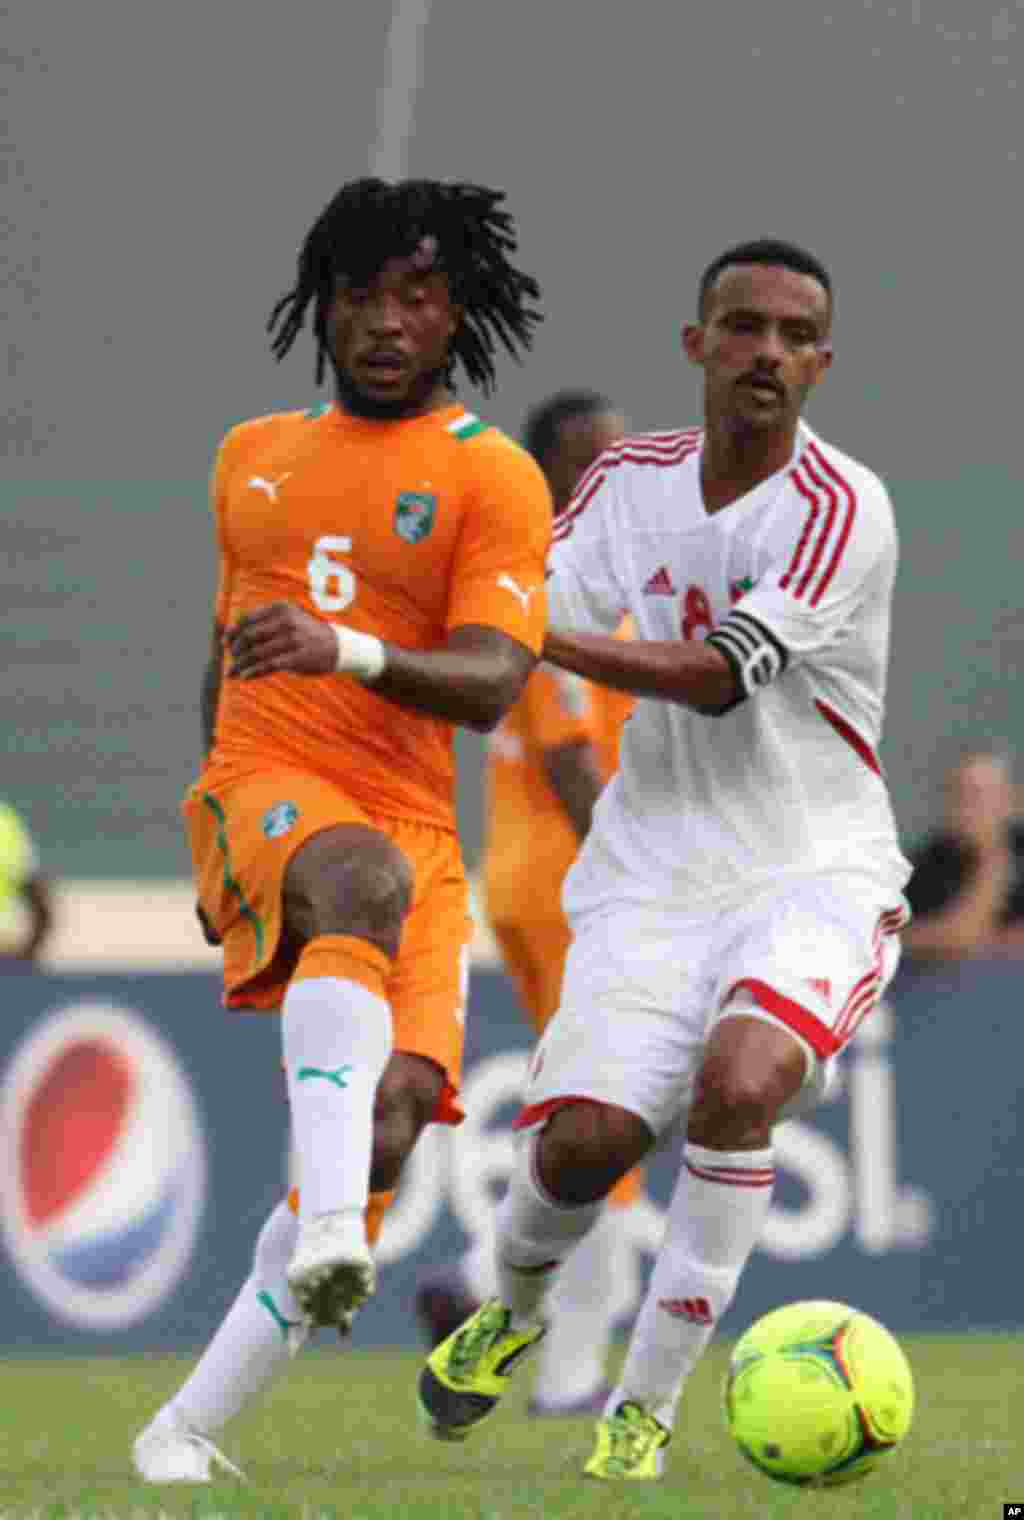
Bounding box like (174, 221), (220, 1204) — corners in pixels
(681, 321), (705, 367)
(811, 339), (834, 384)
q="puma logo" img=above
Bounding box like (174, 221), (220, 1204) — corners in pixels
(296, 1064), (353, 1089)
(497, 572), (536, 611)
(248, 473), (292, 502)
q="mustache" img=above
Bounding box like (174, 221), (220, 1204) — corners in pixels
(739, 372), (785, 394)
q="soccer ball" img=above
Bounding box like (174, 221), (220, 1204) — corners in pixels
(723, 1300), (914, 1487)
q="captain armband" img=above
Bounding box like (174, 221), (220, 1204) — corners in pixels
(706, 610), (789, 701)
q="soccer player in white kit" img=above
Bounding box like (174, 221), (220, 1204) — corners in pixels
(418, 239), (912, 1481)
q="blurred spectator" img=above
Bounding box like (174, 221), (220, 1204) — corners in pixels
(902, 747), (1024, 960)
(0, 801), (54, 965)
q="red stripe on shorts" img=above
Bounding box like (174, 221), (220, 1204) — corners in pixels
(723, 977), (841, 1058)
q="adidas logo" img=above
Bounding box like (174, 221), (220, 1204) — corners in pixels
(642, 565), (676, 595)
(658, 1296), (714, 1325)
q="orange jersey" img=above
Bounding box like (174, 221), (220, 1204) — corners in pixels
(203, 401), (552, 829)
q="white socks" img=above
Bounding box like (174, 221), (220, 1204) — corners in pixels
(494, 1135), (603, 1327)
(612, 1142), (775, 1430)
(530, 1206), (627, 1407)
(282, 974), (393, 1223)
(167, 1199), (301, 1436)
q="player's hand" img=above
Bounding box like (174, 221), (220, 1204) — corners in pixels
(226, 603), (337, 680)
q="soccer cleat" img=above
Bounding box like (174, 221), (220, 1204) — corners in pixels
(286, 1209), (375, 1332)
(132, 1407), (245, 1484)
(418, 1299), (546, 1441)
(584, 1400), (670, 1481)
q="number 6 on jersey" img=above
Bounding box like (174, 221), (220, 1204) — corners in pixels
(307, 535), (356, 612)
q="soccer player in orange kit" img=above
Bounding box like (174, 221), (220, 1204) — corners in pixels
(133, 177), (551, 1483)
(417, 392), (646, 1416)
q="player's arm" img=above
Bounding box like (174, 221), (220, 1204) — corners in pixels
(225, 607), (537, 733)
(362, 623), (537, 733)
(544, 466), (738, 713)
(552, 467), (898, 719)
(543, 739), (604, 840)
(524, 666), (604, 840)
(543, 630), (738, 716)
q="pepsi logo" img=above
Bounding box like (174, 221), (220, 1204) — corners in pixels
(0, 1002), (207, 1331)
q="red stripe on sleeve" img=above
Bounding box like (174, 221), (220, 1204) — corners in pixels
(552, 468), (606, 541)
(781, 469), (821, 588)
(794, 456), (840, 599)
(805, 443), (857, 606)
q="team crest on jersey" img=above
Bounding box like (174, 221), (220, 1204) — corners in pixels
(262, 801), (299, 839)
(729, 575), (756, 603)
(394, 491), (437, 543)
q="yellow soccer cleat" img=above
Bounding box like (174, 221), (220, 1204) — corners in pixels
(584, 1401), (670, 1481)
(417, 1299), (545, 1441)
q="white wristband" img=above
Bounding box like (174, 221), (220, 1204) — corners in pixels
(332, 624), (387, 683)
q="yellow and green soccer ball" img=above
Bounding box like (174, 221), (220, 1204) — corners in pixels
(723, 1300), (914, 1487)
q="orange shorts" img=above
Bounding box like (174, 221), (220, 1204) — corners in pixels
(183, 768), (473, 1121)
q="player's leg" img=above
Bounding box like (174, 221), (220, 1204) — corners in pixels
(419, 905), (692, 1441)
(183, 774), (407, 1332)
(280, 821), (412, 1328)
(131, 1174), (403, 1483)
(530, 1163), (643, 1416)
(133, 1197), (301, 1483)
(597, 887), (906, 1479)
(596, 1008), (795, 1478)
(523, 906), (644, 1414)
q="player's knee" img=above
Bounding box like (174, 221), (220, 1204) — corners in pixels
(536, 1101), (651, 1206)
(370, 1053), (443, 1188)
(284, 828), (413, 953)
(690, 1022), (806, 1143)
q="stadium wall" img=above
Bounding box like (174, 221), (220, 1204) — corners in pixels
(0, 959), (1019, 1350)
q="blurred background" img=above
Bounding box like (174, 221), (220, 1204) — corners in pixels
(2, 2), (1022, 1359)
(6, 0), (1022, 901)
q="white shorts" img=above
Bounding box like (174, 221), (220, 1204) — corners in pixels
(514, 877), (907, 1140)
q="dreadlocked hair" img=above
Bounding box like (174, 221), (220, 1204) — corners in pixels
(267, 178), (543, 393)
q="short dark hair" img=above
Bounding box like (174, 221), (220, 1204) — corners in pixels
(698, 238), (832, 321)
(522, 389), (617, 465)
(268, 178), (543, 393)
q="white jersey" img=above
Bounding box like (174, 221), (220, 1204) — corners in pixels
(546, 420), (911, 911)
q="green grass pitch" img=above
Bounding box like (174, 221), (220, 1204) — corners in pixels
(1, 1338), (1020, 1519)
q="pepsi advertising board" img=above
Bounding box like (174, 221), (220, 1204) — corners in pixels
(0, 978), (285, 1348)
(0, 962), (1021, 1349)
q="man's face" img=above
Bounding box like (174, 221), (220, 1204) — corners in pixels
(546, 411), (626, 512)
(683, 263), (832, 433)
(326, 246), (461, 414)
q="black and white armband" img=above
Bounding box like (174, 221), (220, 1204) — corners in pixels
(706, 609), (790, 701)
